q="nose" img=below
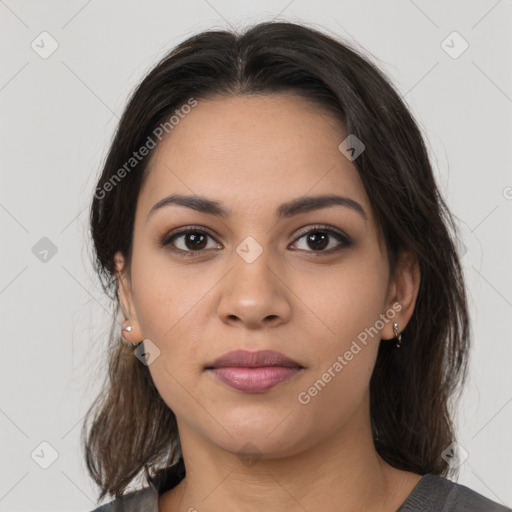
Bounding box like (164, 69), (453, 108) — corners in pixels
(216, 248), (292, 330)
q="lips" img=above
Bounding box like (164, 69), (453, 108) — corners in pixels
(205, 349), (304, 393)
(206, 349), (303, 369)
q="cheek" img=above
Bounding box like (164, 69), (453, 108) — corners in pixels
(294, 250), (389, 350)
(294, 264), (386, 432)
(130, 242), (207, 339)
(130, 250), (212, 394)
(289, 252), (388, 415)
(293, 348), (377, 447)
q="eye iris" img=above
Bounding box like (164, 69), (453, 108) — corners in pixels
(307, 231), (328, 250)
(186, 232), (207, 250)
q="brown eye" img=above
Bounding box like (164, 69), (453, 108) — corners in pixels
(181, 232), (208, 250)
(161, 227), (221, 256)
(290, 226), (352, 254)
(305, 231), (329, 250)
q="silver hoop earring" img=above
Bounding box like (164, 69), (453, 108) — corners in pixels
(393, 322), (402, 349)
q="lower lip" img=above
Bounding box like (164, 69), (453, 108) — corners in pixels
(208, 366), (302, 392)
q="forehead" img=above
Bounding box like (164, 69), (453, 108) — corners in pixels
(139, 93), (373, 224)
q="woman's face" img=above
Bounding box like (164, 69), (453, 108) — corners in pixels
(116, 93), (417, 459)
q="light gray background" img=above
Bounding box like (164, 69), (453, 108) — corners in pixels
(1, 1), (511, 510)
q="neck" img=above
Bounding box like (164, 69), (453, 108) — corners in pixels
(159, 399), (421, 511)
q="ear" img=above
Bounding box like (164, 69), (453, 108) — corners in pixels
(381, 250), (421, 341)
(114, 251), (143, 344)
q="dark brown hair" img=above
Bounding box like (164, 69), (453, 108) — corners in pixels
(83, 20), (470, 501)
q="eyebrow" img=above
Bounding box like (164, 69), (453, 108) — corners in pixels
(147, 193), (367, 222)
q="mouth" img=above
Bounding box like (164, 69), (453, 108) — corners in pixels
(204, 349), (305, 393)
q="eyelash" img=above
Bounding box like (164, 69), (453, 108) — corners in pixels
(160, 224), (352, 258)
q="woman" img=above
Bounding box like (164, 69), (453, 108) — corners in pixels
(84, 21), (510, 511)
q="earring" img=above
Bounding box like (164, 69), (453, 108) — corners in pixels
(393, 322), (402, 349)
(121, 322), (141, 346)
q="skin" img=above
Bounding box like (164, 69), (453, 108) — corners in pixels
(115, 93), (422, 512)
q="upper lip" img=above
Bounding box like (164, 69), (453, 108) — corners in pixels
(205, 349), (303, 369)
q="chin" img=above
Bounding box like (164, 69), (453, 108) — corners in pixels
(204, 410), (308, 458)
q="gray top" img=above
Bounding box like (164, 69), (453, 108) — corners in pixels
(90, 472), (511, 511)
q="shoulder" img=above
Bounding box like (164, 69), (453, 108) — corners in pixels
(89, 456), (185, 512)
(88, 484), (159, 512)
(398, 473), (511, 511)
